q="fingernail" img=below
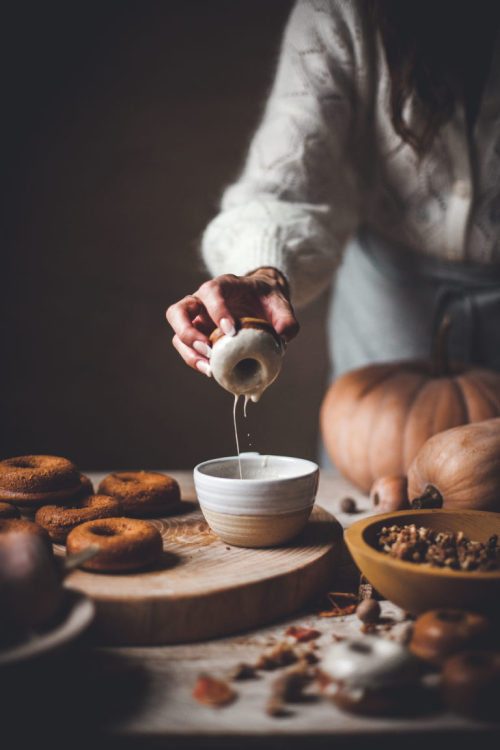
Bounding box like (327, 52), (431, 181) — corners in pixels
(193, 341), (212, 358)
(196, 360), (212, 377)
(220, 317), (236, 337)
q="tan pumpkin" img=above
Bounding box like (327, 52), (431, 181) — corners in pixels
(370, 475), (409, 513)
(320, 318), (500, 493)
(408, 417), (500, 511)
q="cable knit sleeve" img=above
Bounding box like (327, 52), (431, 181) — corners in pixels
(201, 0), (373, 308)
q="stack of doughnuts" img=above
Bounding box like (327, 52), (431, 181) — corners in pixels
(0, 455), (180, 572)
(0, 455), (90, 511)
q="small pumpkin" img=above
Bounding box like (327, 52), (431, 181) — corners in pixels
(408, 417), (500, 511)
(320, 318), (500, 493)
(370, 476), (409, 513)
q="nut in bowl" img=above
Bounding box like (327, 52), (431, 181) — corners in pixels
(193, 454), (319, 547)
(344, 510), (500, 616)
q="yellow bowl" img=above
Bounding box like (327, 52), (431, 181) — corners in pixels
(344, 509), (500, 615)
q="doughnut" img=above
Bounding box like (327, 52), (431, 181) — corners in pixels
(0, 501), (20, 519)
(35, 494), (121, 543)
(0, 518), (51, 548)
(409, 609), (493, 664)
(441, 650), (500, 719)
(98, 471), (180, 517)
(320, 636), (427, 715)
(209, 317), (284, 402)
(66, 517), (163, 571)
(0, 455), (88, 509)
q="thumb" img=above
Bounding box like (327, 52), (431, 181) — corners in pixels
(262, 294), (300, 342)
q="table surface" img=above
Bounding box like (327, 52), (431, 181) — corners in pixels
(6, 470), (500, 748)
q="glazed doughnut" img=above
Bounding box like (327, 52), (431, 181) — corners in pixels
(66, 517), (163, 571)
(409, 609), (493, 664)
(0, 518), (51, 548)
(0, 456), (87, 509)
(209, 317), (284, 402)
(0, 501), (20, 519)
(35, 494), (121, 543)
(98, 471), (180, 517)
(320, 636), (426, 716)
(441, 650), (500, 719)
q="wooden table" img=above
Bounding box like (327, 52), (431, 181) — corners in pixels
(5, 471), (499, 749)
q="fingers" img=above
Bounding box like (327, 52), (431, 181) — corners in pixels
(172, 334), (212, 376)
(261, 293), (300, 342)
(166, 295), (212, 350)
(195, 277), (238, 335)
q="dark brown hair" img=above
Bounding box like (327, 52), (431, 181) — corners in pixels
(370, 1), (500, 156)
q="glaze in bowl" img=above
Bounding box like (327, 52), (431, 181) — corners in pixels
(193, 454), (319, 547)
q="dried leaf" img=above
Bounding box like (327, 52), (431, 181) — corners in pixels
(192, 673), (236, 707)
(285, 626), (321, 643)
(318, 591), (357, 618)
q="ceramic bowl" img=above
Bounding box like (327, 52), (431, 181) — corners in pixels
(193, 454), (319, 547)
(344, 509), (500, 615)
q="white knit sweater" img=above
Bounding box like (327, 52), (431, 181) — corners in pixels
(201, 0), (500, 308)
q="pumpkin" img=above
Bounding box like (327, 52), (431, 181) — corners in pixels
(370, 476), (409, 513)
(320, 318), (500, 493)
(408, 417), (500, 511)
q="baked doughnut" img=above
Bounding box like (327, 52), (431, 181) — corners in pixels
(410, 609), (493, 664)
(441, 650), (500, 719)
(35, 494), (121, 543)
(0, 455), (87, 509)
(66, 517), (163, 571)
(98, 471), (180, 517)
(0, 501), (20, 519)
(0, 518), (51, 548)
(320, 636), (426, 715)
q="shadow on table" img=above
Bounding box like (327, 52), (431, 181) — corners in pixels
(2, 644), (152, 744)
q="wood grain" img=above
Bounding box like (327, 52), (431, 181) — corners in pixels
(63, 503), (342, 645)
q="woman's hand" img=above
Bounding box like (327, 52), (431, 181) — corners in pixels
(165, 267), (299, 375)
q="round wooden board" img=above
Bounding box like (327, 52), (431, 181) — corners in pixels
(62, 503), (342, 645)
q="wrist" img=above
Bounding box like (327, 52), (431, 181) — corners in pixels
(244, 266), (291, 299)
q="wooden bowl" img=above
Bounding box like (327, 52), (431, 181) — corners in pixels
(344, 510), (500, 615)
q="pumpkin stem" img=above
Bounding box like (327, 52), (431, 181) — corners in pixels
(431, 315), (452, 377)
(410, 485), (443, 509)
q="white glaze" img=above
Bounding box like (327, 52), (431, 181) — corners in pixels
(233, 394), (243, 479)
(210, 327), (283, 401)
(322, 636), (418, 690)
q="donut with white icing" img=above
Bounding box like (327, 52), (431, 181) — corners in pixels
(209, 318), (283, 402)
(320, 636), (428, 715)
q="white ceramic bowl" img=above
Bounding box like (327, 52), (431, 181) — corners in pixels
(193, 454), (319, 547)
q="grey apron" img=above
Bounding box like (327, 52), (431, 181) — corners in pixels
(320, 227), (500, 466)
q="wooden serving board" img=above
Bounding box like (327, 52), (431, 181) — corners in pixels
(62, 501), (342, 645)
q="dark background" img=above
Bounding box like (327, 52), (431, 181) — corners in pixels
(0, 0), (330, 470)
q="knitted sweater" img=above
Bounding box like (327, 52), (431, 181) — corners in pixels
(201, 0), (500, 308)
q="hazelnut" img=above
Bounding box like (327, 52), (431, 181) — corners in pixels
(356, 598), (381, 624)
(340, 497), (357, 513)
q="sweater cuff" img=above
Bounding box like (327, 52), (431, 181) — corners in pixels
(201, 199), (339, 308)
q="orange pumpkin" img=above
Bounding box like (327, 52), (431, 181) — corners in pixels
(320, 318), (500, 493)
(408, 417), (500, 511)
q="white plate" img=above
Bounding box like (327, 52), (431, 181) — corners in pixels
(0, 588), (94, 667)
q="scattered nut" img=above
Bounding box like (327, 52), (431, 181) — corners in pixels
(229, 662), (256, 680)
(255, 643), (298, 670)
(356, 598), (381, 624)
(340, 497), (357, 513)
